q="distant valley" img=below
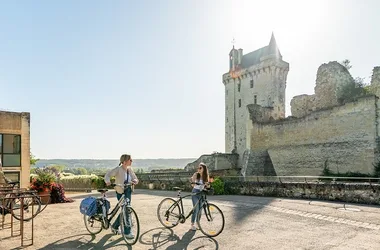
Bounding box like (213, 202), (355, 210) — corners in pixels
(34, 158), (196, 172)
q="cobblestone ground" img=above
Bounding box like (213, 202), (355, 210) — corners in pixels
(1, 189), (380, 249)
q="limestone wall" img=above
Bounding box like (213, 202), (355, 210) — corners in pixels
(184, 153), (239, 172)
(223, 58), (289, 167)
(135, 177), (380, 206)
(224, 181), (380, 206)
(290, 61), (355, 118)
(370, 67), (380, 97)
(290, 94), (316, 118)
(0, 111), (30, 188)
(249, 95), (378, 176)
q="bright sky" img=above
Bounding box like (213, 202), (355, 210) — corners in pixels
(0, 0), (379, 159)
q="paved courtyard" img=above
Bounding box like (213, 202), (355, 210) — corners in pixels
(1, 189), (380, 249)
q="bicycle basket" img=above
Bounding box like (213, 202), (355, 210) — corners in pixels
(79, 196), (98, 216)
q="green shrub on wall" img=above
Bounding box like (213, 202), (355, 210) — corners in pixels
(211, 177), (225, 195)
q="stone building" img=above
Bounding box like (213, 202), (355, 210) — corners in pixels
(243, 63), (380, 176)
(222, 33), (289, 167)
(186, 34), (380, 177)
(0, 111), (30, 188)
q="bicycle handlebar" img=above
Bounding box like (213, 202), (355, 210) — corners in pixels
(111, 183), (134, 188)
(191, 182), (210, 185)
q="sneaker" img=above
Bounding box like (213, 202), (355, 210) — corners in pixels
(191, 225), (196, 231)
(111, 227), (119, 235)
(125, 233), (134, 239)
(111, 227), (121, 235)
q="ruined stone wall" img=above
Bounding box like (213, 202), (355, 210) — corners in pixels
(184, 153), (239, 172)
(370, 67), (380, 97)
(249, 95), (378, 176)
(290, 94), (316, 118)
(314, 61), (354, 109)
(291, 61), (355, 118)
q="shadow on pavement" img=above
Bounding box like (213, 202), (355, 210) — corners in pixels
(68, 189), (275, 225)
(37, 233), (131, 250)
(139, 227), (219, 250)
(132, 189), (275, 224)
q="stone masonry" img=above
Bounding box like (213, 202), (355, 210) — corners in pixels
(245, 61), (380, 177)
(291, 62), (355, 118)
(189, 35), (379, 178)
(0, 111), (31, 188)
(222, 33), (289, 168)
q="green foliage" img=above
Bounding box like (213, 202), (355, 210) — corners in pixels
(91, 175), (106, 189)
(337, 60), (370, 105)
(211, 177), (225, 195)
(373, 161), (380, 178)
(321, 165), (372, 182)
(30, 168), (57, 192)
(135, 168), (145, 174)
(322, 164), (333, 176)
(46, 165), (66, 173)
(58, 174), (110, 190)
(340, 59), (352, 70)
(30, 152), (39, 166)
(336, 77), (369, 104)
(65, 167), (88, 175)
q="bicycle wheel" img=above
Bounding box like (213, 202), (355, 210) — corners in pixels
(197, 203), (225, 237)
(120, 206), (140, 245)
(84, 214), (103, 235)
(12, 194), (42, 221)
(157, 198), (181, 228)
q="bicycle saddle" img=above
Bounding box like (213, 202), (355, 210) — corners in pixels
(97, 189), (108, 193)
(172, 187), (184, 191)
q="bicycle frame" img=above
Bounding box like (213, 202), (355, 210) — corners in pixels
(97, 184), (132, 228)
(169, 190), (208, 222)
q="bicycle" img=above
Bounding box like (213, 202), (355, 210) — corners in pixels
(83, 183), (140, 245)
(157, 182), (225, 237)
(0, 181), (42, 221)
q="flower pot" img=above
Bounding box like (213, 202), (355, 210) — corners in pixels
(38, 188), (51, 205)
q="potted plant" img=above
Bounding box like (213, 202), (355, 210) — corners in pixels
(30, 168), (57, 204)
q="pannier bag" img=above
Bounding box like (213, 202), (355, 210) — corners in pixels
(80, 196), (98, 216)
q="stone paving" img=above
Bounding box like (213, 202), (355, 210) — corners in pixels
(1, 189), (380, 249)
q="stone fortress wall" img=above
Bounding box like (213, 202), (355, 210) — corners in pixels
(189, 34), (380, 178)
(245, 63), (380, 176)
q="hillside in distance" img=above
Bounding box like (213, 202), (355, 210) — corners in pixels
(34, 158), (196, 171)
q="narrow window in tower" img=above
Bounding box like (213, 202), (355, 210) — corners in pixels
(254, 95), (257, 104)
(226, 90), (228, 95)
(238, 83), (241, 92)
(238, 99), (241, 107)
(250, 80), (254, 88)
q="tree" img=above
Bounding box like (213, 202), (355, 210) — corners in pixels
(337, 60), (370, 104)
(30, 152), (39, 166)
(341, 59), (352, 70)
(46, 165), (66, 173)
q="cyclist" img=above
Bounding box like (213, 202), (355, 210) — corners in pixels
(190, 162), (210, 231)
(104, 154), (139, 238)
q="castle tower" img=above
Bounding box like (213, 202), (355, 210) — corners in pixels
(222, 33), (290, 166)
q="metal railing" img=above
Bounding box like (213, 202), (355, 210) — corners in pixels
(136, 174), (380, 184)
